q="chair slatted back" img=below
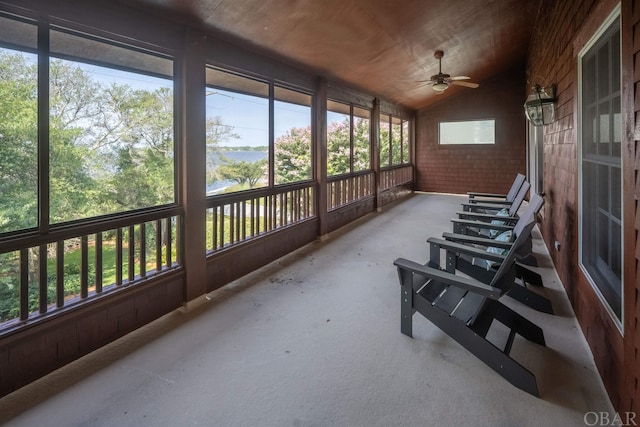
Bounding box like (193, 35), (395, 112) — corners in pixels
(507, 181), (531, 216)
(489, 216), (536, 293)
(512, 193), (544, 238)
(505, 173), (527, 202)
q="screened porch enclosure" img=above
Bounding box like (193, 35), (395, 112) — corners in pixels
(0, 2), (414, 397)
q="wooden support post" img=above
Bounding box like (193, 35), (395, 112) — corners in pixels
(315, 78), (328, 238)
(179, 29), (207, 302)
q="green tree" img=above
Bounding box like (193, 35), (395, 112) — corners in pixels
(49, 58), (106, 222)
(0, 51), (38, 232)
(217, 158), (267, 189)
(275, 126), (312, 184)
(391, 123), (403, 165)
(327, 119), (350, 176)
(107, 87), (175, 209)
(379, 123), (391, 167)
(353, 117), (371, 171)
(206, 116), (239, 187)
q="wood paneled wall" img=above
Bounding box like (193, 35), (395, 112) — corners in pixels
(414, 63), (527, 195)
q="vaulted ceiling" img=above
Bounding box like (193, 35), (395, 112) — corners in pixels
(122, 0), (544, 111)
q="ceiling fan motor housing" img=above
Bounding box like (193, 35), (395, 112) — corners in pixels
(426, 50), (478, 92)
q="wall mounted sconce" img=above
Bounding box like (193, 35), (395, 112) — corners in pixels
(524, 84), (557, 126)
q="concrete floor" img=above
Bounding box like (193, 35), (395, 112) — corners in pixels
(0, 193), (614, 426)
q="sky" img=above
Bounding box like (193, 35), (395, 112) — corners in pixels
(3, 45), (329, 150)
(206, 88), (312, 148)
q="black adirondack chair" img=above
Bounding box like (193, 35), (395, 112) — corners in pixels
(394, 216), (545, 396)
(466, 172), (526, 206)
(458, 180), (530, 220)
(442, 194), (551, 314)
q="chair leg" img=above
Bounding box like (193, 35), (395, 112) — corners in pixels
(400, 283), (414, 338)
(471, 334), (540, 397)
(507, 285), (553, 314)
(516, 263), (543, 286)
(517, 254), (539, 267)
(415, 299), (540, 397)
(495, 304), (546, 346)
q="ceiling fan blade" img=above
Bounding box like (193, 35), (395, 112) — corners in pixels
(416, 79), (433, 83)
(434, 90), (445, 95)
(451, 80), (479, 88)
(450, 76), (471, 81)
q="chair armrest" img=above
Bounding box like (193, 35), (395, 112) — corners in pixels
(427, 237), (507, 263)
(450, 218), (515, 233)
(456, 211), (518, 223)
(461, 202), (513, 213)
(462, 201), (513, 210)
(467, 191), (506, 199)
(442, 232), (514, 250)
(468, 199), (512, 205)
(393, 257), (501, 299)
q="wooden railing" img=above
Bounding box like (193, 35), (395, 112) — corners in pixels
(380, 164), (413, 191)
(327, 171), (375, 211)
(0, 208), (182, 329)
(206, 182), (316, 253)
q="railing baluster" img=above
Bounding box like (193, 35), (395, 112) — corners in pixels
(39, 244), (47, 314)
(19, 248), (29, 321)
(211, 208), (217, 250)
(253, 198), (258, 236)
(165, 217), (172, 267)
(350, 176), (354, 203)
(305, 187), (310, 217)
(264, 196), (270, 231)
(81, 235), (88, 298)
(241, 201), (246, 240)
(128, 225), (135, 283)
(156, 219), (162, 272)
(96, 233), (103, 293)
(56, 241), (64, 307)
(235, 202), (241, 242)
(116, 228), (123, 286)
(229, 202), (235, 245)
(175, 216), (182, 266)
(219, 206), (225, 249)
(140, 224), (146, 278)
(279, 192), (284, 227)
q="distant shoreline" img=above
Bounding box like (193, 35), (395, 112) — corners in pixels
(218, 146), (267, 152)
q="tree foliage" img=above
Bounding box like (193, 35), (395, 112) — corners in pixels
(275, 126), (312, 184)
(326, 117), (371, 175)
(0, 51), (38, 231)
(216, 158), (267, 189)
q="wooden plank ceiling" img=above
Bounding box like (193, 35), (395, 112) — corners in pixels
(121, 0), (543, 110)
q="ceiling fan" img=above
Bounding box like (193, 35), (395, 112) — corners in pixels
(420, 50), (479, 94)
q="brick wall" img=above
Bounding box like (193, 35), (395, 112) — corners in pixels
(527, 0), (638, 412)
(414, 63), (527, 195)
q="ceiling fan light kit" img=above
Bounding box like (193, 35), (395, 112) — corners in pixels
(423, 50), (479, 93)
(432, 82), (448, 92)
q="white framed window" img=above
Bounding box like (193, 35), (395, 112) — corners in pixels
(578, 6), (622, 327)
(439, 119), (495, 145)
